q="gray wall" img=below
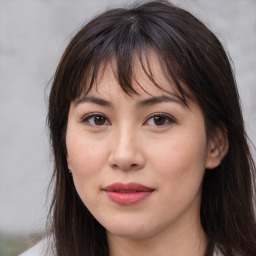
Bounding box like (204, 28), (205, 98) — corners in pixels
(0, 0), (255, 236)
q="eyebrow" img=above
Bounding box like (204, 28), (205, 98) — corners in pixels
(137, 95), (185, 107)
(75, 96), (113, 107)
(75, 95), (185, 108)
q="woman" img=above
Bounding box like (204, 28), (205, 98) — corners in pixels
(20, 1), (256, 255)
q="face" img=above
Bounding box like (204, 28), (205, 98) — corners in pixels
(66, 55), (218, 241)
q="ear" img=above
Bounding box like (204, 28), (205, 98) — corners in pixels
(206, 125), (229, 169)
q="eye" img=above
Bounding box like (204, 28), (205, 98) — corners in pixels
(82, 113), (110, 126)
(145, 114), (175, 126)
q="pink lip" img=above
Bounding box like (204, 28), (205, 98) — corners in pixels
(103, 182), (154, 206)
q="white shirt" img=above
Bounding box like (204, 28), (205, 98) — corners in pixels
(18, 239), (50, 256)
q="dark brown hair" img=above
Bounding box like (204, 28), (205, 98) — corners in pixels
(47, 1), (256, 255)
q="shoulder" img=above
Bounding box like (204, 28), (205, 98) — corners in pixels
(18, 238), (53, 256)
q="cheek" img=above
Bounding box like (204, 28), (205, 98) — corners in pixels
(68, 140), (107, 177)
(67, 139), (108, 207)
(147, 137), (207, 224)
(148, 131), (208, 195)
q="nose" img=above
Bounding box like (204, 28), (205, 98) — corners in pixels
(108, 126), (145, 171)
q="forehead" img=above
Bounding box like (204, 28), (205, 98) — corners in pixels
(81, 51), (187, 102)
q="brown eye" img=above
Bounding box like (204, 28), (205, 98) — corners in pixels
(82, 114), (110, 126)
(94, 116), (106, 125)
(146, 114), (174, 127)
(153, 116), (167, 126)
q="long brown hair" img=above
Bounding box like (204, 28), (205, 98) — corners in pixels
(47, 1), (256, 255)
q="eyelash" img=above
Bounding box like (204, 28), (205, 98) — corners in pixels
(81, 113), (176, 127)
(145, 113), (176, 127)
(81, 113), (110, 126)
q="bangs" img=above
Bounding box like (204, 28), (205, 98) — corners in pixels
(79, 48), (191, 106)
(62, 5), (196, 107)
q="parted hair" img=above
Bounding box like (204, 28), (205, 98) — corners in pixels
(47, 1), (256, 255)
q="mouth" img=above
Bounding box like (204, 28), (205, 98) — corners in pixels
(103, 182), (155, 206)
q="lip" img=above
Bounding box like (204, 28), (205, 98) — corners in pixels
(103, 182), (154, 206)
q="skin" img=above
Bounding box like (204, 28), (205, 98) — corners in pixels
(66, 55), (227, 256)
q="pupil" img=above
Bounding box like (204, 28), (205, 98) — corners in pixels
(154, 116), (165, 125)
(95, 116), (105, 125)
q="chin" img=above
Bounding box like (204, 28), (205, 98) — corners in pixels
(103, 219), (163, 240)
(107, 228), (152, 240)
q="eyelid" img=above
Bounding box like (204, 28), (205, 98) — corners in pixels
(80, 112), (175, 127)
(80, 112), (111, 126)
(144, 113), (176, 126)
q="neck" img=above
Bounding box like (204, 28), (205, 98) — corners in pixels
(107, 215), (207, 256)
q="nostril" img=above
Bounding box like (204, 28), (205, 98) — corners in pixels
(108, 148), (145, 171)
(111, 164), (119, 169)
(111, 163), (139, 170)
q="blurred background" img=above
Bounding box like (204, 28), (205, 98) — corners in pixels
(0, 0), (255, 255)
